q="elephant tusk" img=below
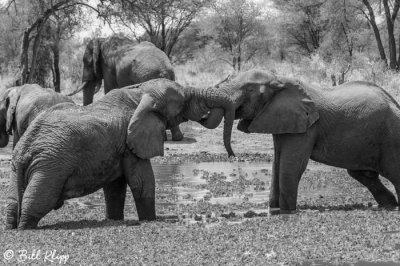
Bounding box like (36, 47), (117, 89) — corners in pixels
(201, 110), (211, 119)
(94, 82), (102, 94)
(259, 85), (267, 95)
(66, 81), (88, 96)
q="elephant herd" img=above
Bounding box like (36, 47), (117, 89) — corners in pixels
(2, 35), (400, 230)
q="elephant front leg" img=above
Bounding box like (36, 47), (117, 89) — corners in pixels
(123, 151), (156, 221)
(274, 131), (315, 214)
(269, 135), (281, 209)
(103, 177), (127, 220)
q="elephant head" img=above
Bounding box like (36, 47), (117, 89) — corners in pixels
(0, 87), (20, 147)
(126, 81), (186, 159)
(68, 36), (176, 108)
(236, 71), (319, 134)
(182, 69), (282, 157)
(67, 38), (103, 104)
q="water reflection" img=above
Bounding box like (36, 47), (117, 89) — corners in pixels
(152, 162), (272, 205)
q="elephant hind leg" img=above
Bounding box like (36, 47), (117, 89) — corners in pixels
(103, 177), (127, 220)
(347, 170), (397, 208)
(18, 172), (64, 230)
(5, 201), (18, 229)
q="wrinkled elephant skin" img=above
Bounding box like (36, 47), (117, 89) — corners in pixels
(235, 69), (400, 214)
(5, 79), (186, 230)
(68, 35), (183, 141)
(0, 84), (73, 149)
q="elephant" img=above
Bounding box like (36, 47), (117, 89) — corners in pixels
(0, 84), (74, 149)
(67, 35), (183, 141)
(232, 69), (400, 214)
(5, 74), (285, 230)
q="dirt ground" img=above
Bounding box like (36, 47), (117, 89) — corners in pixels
(164, 121), (274, 156)
(0, 120), (400, 265)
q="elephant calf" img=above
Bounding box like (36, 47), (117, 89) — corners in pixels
(5, 79), (187, 230)
(235, 69), (400, 214)
(0, 84), (74, 148)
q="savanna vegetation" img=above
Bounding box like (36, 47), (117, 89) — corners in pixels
(2, 0), (400, 94)
(1, 0), (400, 265)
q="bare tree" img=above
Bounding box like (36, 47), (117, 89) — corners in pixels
(3, 0), (99, 88)
(100, 0), (211, 58)
(356, 0), (400, 69)
(210, 0), (265, 71)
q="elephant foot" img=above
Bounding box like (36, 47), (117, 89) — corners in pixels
(18, 214), (41, 230)
(170, 125), (184, 141)
(134, 197), (156, 221)
(269, 208), (280, 215)
(106, 212), (124, 220)
(171, 132), (184, 141)
(54, 199), (64, 210)
(374, 191), (398, 208)
(4, 224), (17, 230)
(279, 209), (298, 215)
(269, 208), (297, 216)
(269, 199), (279, 209)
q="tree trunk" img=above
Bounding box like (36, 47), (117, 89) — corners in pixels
(52, 24), (61, 92)
(28, 29), (43, 83)
(52, 44), (60, 92)
(383, 0), (398, 69)
(237, 45), (242, 71)
(19, 29), (30, 85)
(362, 0), (387, 64)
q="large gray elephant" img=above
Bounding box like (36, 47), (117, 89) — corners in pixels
(5, 77), (247, 230)
(0, 84), (73, 148)
(67, 35), (183, 141)
(232, 69), (400, 214)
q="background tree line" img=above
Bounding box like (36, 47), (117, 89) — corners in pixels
(1, 0), (400, 92)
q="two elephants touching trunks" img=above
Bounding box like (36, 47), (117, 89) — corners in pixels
(5, 69), (400, 229)
(5, 77), (263, 230)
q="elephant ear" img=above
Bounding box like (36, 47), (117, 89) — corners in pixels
(248, 78), (319, 134)
(92, 38), (103, 79)
(6, 89), (20, 135)
(126, 94), (166, 159)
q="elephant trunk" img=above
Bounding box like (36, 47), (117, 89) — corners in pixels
(83, 80), (101, 106)
(185, 85), (241, 157)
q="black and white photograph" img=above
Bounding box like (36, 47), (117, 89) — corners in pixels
(0, 0), (400, 265)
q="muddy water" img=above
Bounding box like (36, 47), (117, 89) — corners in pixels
(153, 162), (272, 205)
(0, 159), (337, 210)
(152, 161), (335, 207)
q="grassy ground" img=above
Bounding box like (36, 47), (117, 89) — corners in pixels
(0, 121), (399, 265)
